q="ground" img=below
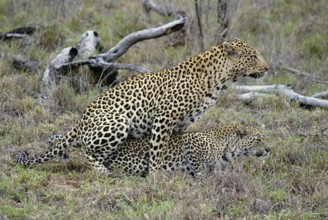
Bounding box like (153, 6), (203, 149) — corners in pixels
(0, 0), (327, 219)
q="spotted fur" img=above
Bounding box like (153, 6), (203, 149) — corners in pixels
(14, 39), (268, 172)
(102, 124), (269, 178)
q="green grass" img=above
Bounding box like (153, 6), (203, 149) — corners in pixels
(0, 0), (328, 219)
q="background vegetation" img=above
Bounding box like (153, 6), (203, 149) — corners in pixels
(0, 0), (327, 219)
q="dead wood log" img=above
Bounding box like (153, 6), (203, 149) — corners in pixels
(0, 33), (30, 40)
(42, 47), (78, 87)
(42, 17), (185, 88)
(235, 92), (269, 104)
(78, 30), (101, 59)
(1, 26), (38, 40)
(42, 55), (148, 89)
(232, 84), (328, 108)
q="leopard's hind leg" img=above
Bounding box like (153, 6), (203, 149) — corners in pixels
(81, 113), (130, 173)
(14, 127), (79, 167)
(47, 134), (81, 160)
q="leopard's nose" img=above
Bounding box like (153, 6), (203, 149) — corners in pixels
(264, 65), (269, 72)
(259, 56), (269, 73)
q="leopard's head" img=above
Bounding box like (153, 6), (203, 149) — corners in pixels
(223, 39), (268, 79)
(234, 124), (270, 158)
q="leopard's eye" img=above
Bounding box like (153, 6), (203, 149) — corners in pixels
(254, 134), (262, 141)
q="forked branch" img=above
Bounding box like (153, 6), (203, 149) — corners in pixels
(42, 17), (186, 88)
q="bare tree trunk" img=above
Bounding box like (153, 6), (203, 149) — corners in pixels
(195, 0), (204, 52)
(217, 0), (229, 44)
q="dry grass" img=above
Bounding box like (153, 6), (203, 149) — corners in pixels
(0, 0), (328, 219)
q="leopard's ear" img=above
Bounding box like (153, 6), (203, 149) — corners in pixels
(223, 42), (238, 56)
(237, 126), (247, 138)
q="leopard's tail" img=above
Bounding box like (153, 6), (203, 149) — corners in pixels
(14, 125), (80, 167)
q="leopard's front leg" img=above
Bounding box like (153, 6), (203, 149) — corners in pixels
(149, 115), (177, 172)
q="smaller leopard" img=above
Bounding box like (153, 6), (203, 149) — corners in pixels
(25, 124), (269, 178)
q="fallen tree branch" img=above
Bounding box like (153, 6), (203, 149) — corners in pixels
(1, 26), (38, 40)
(88, 59), (150, 74)
(97, 16), (186, 63)
(58, 59), (150, 74)
(278, 64), (312, 77)
(235, 92), (269, 104)
(312, 77), (328, 84)
(312, 91), (328, 99)
(42, 47), (78, 87)
(232, 84), (328, 108)
(0, 33), (30, 40)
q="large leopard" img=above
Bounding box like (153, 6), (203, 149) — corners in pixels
(14, 39), (268, 172)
